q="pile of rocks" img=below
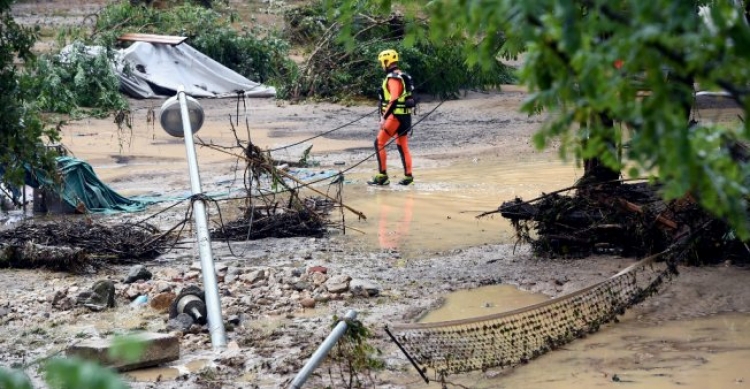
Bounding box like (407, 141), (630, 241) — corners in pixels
(44, 262), (382, 321)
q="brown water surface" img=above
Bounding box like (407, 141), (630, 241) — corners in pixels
(419, 284), (549, 323)
(124, 359), (208, 382)
(342, 156), (581, 257)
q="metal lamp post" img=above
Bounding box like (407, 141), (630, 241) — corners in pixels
(290, 310), (358, 389)
(159, 86), (227, 349)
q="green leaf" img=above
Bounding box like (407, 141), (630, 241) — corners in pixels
(44, 358), (129, 389)
(108, 334), (147, 364)
(0, 367), (33, 389)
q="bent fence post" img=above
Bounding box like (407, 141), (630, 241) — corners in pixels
(289, 310), (358, 389)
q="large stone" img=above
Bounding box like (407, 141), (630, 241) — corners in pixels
(307, 266), (328, 274)
(240, 269), (267, 284)
(150, 292), (176, 312)
(154, 281), (172, 293)
(66, 332), (179, 371)
(166, 313), (194, 333)
(124, 265), (152, 284)
(292, 281), (311, 291)
(325, 275), (351, 293)
(349, 279), (381, 297)
(311, 272), (328, 286)
(78, 280), (116, 311)
(159, 267), (182, 281)
(124, 284), (141, 299)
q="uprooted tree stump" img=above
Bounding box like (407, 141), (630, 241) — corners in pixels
(491, 181), (748, 265)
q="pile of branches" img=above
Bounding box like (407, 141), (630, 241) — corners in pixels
(495, 181), (749, 265)
(202, 121), (351, 242)
(0, 220), (168, 273)
(211, 205), (327, 241)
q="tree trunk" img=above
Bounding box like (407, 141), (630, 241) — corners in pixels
(582, 113), (621, 185)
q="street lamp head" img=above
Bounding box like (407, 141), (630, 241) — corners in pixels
(159, 93), (205, 137)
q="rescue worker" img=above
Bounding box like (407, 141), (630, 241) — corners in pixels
(368, 49), (416, 186)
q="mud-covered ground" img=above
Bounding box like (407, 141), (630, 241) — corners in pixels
(3, 2), (750, 388)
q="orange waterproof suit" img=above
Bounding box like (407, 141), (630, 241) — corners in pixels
(376, 70), (413, 176)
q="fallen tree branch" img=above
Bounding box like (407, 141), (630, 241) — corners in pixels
(197, 141), (367, 220)
(615, 198), (678, 229)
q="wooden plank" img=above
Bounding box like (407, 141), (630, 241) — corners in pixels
(117, 33), (187, 45)
(617, 198), (679, 229)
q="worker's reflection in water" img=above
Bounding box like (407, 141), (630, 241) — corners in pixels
(377, 192), (414, 250)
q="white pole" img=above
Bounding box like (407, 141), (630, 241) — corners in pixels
(290, 310), (358, 389)
(177, 86), (227, 349)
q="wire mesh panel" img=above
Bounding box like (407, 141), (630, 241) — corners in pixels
(386, 255), (673, 381)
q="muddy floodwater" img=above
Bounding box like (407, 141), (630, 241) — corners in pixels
(418, 284), (550, 322)
(497, 312), (750, 389)
(342, 156), (581, 256)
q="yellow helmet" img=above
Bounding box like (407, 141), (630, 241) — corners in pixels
(378, 49), (399, 69)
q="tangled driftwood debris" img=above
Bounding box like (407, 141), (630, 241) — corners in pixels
(0, 220), (169, 273)
(211, 205), (327, 240)
(1, 242), (87, 273)
(199, 116), (362, 242)
(0, 115), (358, 272)
(492, 181), (748, 265)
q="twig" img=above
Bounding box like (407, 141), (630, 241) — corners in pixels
(476, 177), (653, 218)
(196, 141), (367, 220)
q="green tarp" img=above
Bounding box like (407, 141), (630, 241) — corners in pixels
(17, 157), (342, 214)
(31, 156), (151, 214)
